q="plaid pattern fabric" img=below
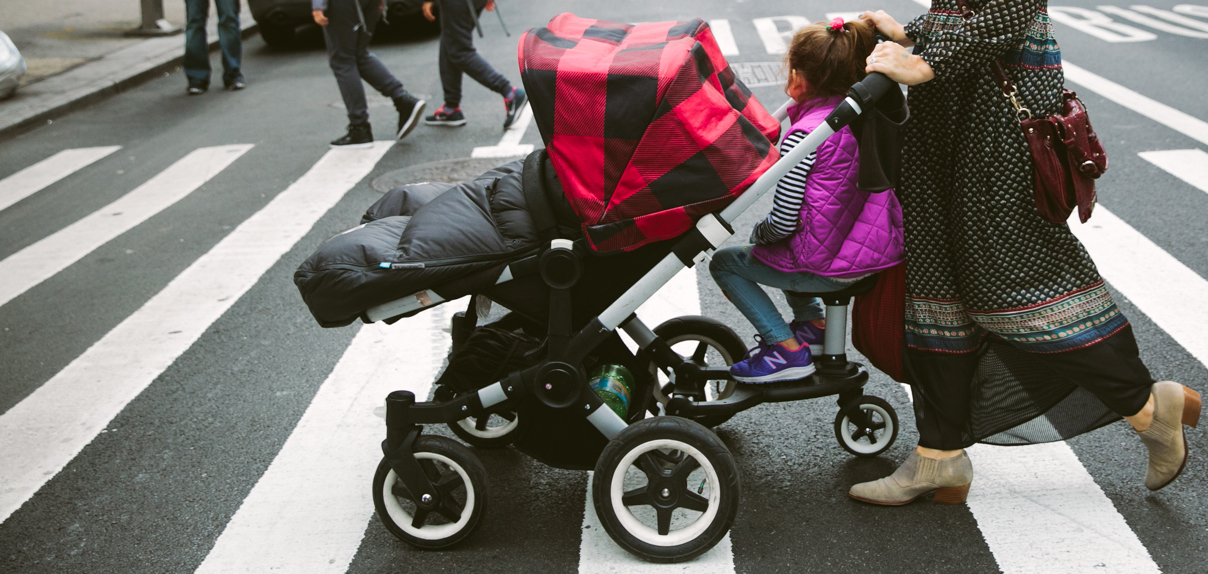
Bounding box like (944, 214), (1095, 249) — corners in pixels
(519, 13), (782, 252)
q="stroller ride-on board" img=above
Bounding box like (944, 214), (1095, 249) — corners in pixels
(294, 14), (906, 564)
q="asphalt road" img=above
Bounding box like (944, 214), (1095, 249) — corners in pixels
(1, 0), (1206, 572)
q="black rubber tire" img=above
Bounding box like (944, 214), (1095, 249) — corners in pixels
(373, 435), (489, 549)
(592, 417), (740, 564)
(258, 22), (298, 48)
(639, 316), (748, 428)
(448, 411), (520, 448)
(833, 395), (899, 458)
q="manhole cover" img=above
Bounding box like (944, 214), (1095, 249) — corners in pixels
(329, 93), (434, 110)
(369, 156), (527, 193)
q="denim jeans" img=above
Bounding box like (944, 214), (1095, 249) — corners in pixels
(709, 245), (851, 343)
(324, 0), (407, 125)
(438, 0), (511, 108)
(184, 0), (242, 86)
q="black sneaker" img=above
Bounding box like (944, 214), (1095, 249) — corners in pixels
(393, 92), (426, 140)
(224, 76), (246, 91)
(424, 105), (467, 127)
(187, 83), (208, 96)
(330, 123), (374, 149)
(503, 87), (527, 129)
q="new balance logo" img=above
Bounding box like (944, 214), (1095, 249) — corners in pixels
(763, 352), (786, 369)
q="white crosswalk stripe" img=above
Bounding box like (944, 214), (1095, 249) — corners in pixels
(196, 305), (454, 574)
(0, 146), (121, 213)
(0, 142), (391, 526)
(1139, 148), (1208, 196)
(0, 144), (253, 308)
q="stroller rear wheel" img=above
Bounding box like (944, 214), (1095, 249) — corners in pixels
(373, 436), (489, 549)
(592, 417), (740, 563)
(643, 316), (747, 428)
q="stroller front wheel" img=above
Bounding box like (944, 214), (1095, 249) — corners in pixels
(592, 417), (740, 563)
(833, 395), (899, 457)
(373, 436), (489, 549)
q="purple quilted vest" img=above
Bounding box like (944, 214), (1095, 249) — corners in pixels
(751, 95), (904, 278)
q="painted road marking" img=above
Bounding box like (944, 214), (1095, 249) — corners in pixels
(1098, 5), (1208, 37)
(1064, 61), (1208, 146)
(471, 104), (534, 159)
(1049, 7), (1158, 41)
(196, 306), (451, 574)
(753, 16), (809, 54)
(1138, 148), (1208, 195)
(826, 12), (865, 23)
(0, 145), (253, 308)
(581, 266), (737, 573)
(0, 142), (392, 526)
(1072, 207), (1208, 366)
(0, 146), (121, 213)
(1130, 4), (1208, 32)
(964, 442), (1161, 574)
(710, 19), (740, 56)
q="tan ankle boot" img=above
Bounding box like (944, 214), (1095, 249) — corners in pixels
(849, 451), (973, 506)
(1137, 381), (1201, 491)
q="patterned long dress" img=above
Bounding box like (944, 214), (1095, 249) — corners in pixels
(899, 0), (1153, 448)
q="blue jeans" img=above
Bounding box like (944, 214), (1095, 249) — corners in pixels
(709, 245), (850, 343)
(184, 0), (242, 86)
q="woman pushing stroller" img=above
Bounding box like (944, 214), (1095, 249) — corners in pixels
(712, 18), (904, 384)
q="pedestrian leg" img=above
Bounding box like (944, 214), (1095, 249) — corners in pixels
(214, 0), (243, 87)
(183, 0), (212, 91)
(353, 1), (406, 100)
(438, 0), (511, 98)
(324, 0), (370, 126)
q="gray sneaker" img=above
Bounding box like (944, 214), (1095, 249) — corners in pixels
(393, 92), (426, 140)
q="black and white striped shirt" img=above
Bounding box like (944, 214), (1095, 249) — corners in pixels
(750, 131), (816, 245)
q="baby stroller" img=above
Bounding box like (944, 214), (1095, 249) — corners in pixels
(294, 14), (907, 564)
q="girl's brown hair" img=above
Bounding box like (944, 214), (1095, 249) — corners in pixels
(785, 19), (877, 101)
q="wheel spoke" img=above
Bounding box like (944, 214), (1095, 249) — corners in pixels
(679, 491), (710, 513)
(622, 486), (653, 507)
(670, 455), (700, 480)
(391, 484), (412, 499)
(870, 420), (886, 431)
(636, 452), (666, 479)
(418, 459), (442, 482)
(692, 342), (709, 363)
(499, 411), (517, 422)
(656, 506), (673, 536)
(436, 499), (464, 522)
(435, 473), (463, 489)
(411, 507), (431, 529)
(475, 416), (489, 431)
(866, 429), (879, 444)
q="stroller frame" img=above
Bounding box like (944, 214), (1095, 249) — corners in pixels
(374, 73), (902, 562)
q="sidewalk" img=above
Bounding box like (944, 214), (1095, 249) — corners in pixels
(0, 0), (257, 140)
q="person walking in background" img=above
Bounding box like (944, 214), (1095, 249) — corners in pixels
(313, 0), (426, 148)
(421, 0), (526, 128)
(184, 0), (244, 95)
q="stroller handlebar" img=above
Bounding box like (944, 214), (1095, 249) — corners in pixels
(719, 72), (899, 225)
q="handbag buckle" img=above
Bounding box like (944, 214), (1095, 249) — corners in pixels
(1002, 86), (1031, 120)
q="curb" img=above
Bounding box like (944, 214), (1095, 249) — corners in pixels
(0, 21), (260, 141)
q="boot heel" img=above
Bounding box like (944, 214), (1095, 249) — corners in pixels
(1183, 386), (1201, 428)
(933, 482), (971, 505)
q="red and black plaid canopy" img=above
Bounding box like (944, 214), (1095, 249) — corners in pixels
(519, 14), (781, 252)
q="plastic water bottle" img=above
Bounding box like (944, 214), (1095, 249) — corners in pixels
(589, 364), (634, 419)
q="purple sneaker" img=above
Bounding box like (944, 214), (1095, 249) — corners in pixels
(790, 320), (825, 355)
(730, 336), (816, 384)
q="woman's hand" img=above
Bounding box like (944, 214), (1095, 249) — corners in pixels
(422, 1), (436, 21)
(860, 10), (913, 47)
(312, 9), (328, 26)
(866, 42), (934, 86)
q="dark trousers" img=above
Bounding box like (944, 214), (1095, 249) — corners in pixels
(184, 0), (242, 86)
(438, 0), (511, 109)
(324, 0), (407, 125)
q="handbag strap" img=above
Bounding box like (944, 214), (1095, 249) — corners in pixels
(952, 0), (1032, 120)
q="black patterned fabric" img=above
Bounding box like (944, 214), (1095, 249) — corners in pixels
(898, 0), (1153, 448)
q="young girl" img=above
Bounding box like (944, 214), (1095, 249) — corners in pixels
(710, 18), (904, 384)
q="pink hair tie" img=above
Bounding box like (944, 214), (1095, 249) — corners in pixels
(828, 17), (846, 32)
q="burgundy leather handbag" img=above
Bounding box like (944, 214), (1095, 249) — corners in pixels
(956, 0), (1109, 224)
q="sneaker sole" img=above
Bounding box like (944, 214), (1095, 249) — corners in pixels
(329, 142), (375, 149)
(424, 119), (467, 127)
(397, 100), (426, 140)
(502, 94), (528, 129)
(732, 363), (817, 384)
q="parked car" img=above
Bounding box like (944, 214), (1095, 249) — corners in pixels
(0, 31), (27, 100)
(249, 0), (432, 47)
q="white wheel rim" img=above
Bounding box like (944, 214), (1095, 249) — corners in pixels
(609, 438), (722, 547)
(841, 404), (894, 454)
(455, 412), (519, 439)
(381, 452), (475, 540)
(650, 334), (737, 407)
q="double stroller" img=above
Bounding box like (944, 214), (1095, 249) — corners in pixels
(295, 14), (907, 563)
